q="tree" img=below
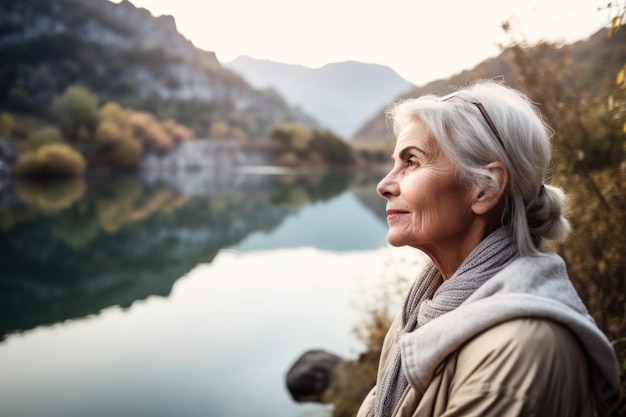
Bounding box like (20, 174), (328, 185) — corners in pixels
(96, 102), (143, 170)
(209, 120), (229, 139)
(269, 124), (355, 167)
(309, 129), (354, 166)
(129, 111), (172, 153)
(51, 85), (99, 148)
(606, 2), (626, 138)
(0, 112), (15, 137)
(503, 20), (626, 416)
(162, 119), (193, 143)
(270, 123), (313, 155)
(23, 126), (64, 152)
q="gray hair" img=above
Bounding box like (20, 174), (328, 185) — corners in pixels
(387, 79), (570, 256)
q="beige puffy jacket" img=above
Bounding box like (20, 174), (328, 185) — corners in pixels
(357, 315), (595, 416)
(356, 253), (619, 417)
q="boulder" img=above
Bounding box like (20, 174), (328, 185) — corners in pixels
(286, 349), (342, 402)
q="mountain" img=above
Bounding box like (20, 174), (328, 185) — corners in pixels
(351, 28), (626, 144)
(351, 52), (513, 144)
(0, 0), (311, 139)
(225, 57), (415, 139)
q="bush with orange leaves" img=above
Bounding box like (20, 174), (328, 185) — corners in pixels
(129, 112), (172, 153)
(162, 119), (193, 143)
(96, 102), (143, 170)
(13, 143), (86, 177)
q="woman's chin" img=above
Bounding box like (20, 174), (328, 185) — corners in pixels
(386, 234), (408, 248)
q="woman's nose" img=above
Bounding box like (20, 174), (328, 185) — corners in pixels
(377, 171), (399, 199)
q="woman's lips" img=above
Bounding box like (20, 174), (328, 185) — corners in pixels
(386, 209), (409, 221)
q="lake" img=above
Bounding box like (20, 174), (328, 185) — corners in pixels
(0, 170), (426, 417)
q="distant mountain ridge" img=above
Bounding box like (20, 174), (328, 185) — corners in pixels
(225, 56), (415, 139)
(351, 28), (626, 144)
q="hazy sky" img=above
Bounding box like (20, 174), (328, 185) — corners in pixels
(115, 0), (610, 85)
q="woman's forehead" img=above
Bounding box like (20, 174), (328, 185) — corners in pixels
(395, 121), (437, 151)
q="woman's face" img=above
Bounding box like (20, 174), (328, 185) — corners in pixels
(377, 120), (476, 253)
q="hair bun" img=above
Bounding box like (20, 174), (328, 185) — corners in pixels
(526, 184), (571, 242)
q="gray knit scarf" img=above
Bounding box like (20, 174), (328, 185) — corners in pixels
(374, 226), (519, 417)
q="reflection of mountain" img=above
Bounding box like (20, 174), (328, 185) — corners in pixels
(352, 185), (386, 224)
(0, 172), (352, 340)
(350, 171), (388, 224)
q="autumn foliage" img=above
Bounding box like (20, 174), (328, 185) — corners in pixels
(8, 85), (195, 176)
(13, 143), (87, 177)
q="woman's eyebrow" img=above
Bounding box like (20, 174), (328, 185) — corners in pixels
(398, 145), (427, 160)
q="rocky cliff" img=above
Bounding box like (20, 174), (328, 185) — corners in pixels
(0, 0), (311, 138)
(140, 139), (279, 172)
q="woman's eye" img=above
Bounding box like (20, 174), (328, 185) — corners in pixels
(406, 157), (418, 167)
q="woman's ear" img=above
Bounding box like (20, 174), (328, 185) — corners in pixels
(471, 162), (509, 215)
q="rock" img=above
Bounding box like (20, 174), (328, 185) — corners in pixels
(286, 349), (342, 402)
(0, 138), (18, 174)
(139, 140), (277, 172)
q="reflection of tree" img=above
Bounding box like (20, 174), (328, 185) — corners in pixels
(14, 178), (86, 211)
(94, 175), (144, 233)
(349, 167), (390, 224)
(0, 171), (352, 340)
(51, 204), (101, 249)
(270, 171), (354, 208)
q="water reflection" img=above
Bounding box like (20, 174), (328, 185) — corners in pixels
(0, 171), (386, 341)
(2, 168), (622, 416)
(0, 247), (406, 417)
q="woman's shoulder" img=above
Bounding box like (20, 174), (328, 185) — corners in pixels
(446, 318), (595, 415)
(456, 318), (586, 377)
(463, 318), (575, 353)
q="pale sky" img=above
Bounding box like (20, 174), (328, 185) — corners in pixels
(115, 0), (611, 86)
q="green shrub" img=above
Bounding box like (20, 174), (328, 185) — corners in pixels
(0, 113), (15, 137)
(28, 126), (63, 144)
(310, 129), (354, 166)
(13, 143), (86, 177)
(107, 136), (143, 170)
(96, 102), (143, 169)
(52, 85), (99, 145)
(269, 123), (313, 155)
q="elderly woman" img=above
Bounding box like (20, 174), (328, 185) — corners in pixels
(357, 80), (619, 416)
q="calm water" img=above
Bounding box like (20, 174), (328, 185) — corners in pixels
(0, 170), (423, 417)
